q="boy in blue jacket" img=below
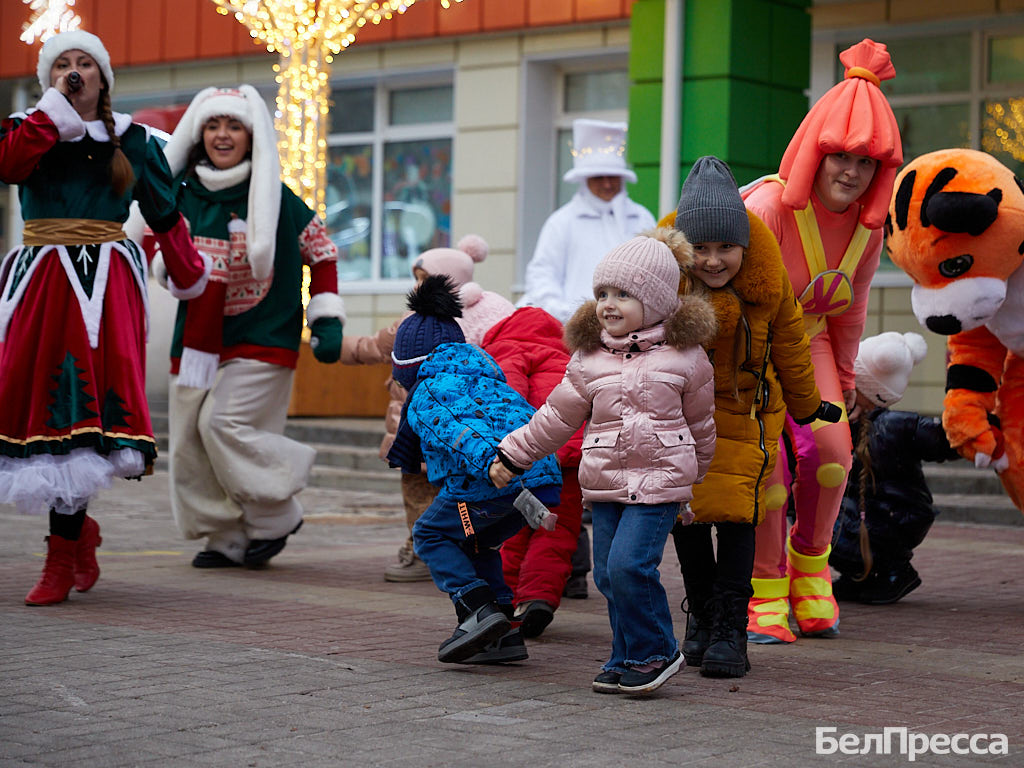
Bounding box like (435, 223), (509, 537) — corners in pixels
(387, 276), (561, 664)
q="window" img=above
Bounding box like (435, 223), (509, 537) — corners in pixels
(325, 81), (453, 288)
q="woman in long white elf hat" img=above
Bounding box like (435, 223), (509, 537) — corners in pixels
(157, 85), (346, 569)
(0, 30), (210, 606)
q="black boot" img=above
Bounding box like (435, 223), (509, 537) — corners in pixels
(700, 594), (750, 678)
(461, 603), (528, 664)
(438, 586), (511, 664)
(681, 596), (714, 667)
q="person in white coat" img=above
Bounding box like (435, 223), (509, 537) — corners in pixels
(518, 118), (656, 324)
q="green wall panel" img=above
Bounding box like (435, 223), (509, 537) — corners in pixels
(628, 82), (664, 166)
(630, 0), (666, 82)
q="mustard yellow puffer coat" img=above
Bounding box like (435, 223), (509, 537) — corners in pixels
(671, 210), (822, 524)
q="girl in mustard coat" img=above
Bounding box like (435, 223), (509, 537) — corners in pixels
(667, 157), (839, 677)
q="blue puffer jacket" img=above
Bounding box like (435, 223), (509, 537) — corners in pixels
(408, 342), (561, 501)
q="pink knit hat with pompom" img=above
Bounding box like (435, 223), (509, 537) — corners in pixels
(411, 234), (489, 307)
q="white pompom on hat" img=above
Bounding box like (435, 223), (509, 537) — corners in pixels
(37, 30), (115, 92)
(162, 85), (281, 280)
(854, 331), (928, 407)
(412, 234), (488, 307)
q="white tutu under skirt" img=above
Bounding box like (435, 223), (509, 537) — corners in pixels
(0, 447), (146, 515)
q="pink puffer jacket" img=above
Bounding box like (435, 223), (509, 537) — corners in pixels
(499, 294), (717, 505)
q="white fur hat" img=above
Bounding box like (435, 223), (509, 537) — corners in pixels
(563, 118), (637, 184)
(854, 331), (928, 407)
(162, 85), (281, 280)
(37, 30), (114, 92)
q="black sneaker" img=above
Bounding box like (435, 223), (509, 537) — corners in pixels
(618, 650), (683, 694)
(515, 600), (555, 638)
(592, 670), (623, 694)
(243, 520), (303, 568)
(437, 603), (511, 664)
(460, 628), (528, 664)
(191, 550), (241, 569)
(859, 565), (922, 605)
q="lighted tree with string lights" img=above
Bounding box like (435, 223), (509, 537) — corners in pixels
(20, 0), (81, 44)
(983, 97), (1024, 165)
(211, 0), (464, 218)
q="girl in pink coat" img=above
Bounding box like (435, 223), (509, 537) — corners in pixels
(493, 228), (717, 694)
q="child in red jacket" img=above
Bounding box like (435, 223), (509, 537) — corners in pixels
(482, 307), (585, 638)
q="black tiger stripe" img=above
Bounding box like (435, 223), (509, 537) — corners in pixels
(946, 363), (998, 393)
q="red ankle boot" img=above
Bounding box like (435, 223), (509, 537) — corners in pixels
(74, 515), (102, 592)
(25, 534), (78, 606)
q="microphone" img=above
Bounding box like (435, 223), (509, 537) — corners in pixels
(67, 71), (82, 92)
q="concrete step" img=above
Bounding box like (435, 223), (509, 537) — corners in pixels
(923, 461), (1006, 496)
(310, 464), (401, 494)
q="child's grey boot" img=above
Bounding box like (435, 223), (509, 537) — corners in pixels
(438, 586), (511, 664)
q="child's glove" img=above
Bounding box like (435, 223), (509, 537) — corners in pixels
(310, 317), (343, 363)
(677, 502), (694, 526)
(794, 400), (843, 425)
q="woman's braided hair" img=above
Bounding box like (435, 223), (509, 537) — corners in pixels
(98, 84), (135, 197)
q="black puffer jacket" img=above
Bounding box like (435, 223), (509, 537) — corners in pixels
(831, 409), (959, 576)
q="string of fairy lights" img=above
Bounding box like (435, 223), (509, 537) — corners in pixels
(211, 0), (465, 218)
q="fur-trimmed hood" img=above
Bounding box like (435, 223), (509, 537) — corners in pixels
(563, 292), (717, 354)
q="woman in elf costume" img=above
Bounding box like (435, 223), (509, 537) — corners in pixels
(741, 38), (902, 643)
(0, 31), (210, 605)
(156, 86), (346, 569)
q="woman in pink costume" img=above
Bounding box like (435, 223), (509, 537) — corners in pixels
(742, 39), (902, 643)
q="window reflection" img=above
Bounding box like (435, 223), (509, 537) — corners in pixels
(382, 139), (452, 279)
(326, 144), (373, 283)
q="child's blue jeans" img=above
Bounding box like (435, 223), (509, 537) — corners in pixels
(591, 500), (680, 672)
(413, 488), (555, 607)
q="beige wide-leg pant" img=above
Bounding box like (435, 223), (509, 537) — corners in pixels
(169, 358), (315, 562)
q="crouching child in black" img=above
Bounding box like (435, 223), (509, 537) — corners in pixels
(387, 276), (561, 664)
(831, 332), (959, 604)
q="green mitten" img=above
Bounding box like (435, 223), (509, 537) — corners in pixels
(310, 317), (343, 363)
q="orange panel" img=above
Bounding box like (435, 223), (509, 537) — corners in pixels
(126, 0), (165, 66)
(438, 0), (483, 35)
(90, 0), (131, 71)
(481, 0), (525, 30)
(393, 2), (438, 40)
(576, 0), (625, 21)
(0, 0), (37, 80)
(350, 15), (397, 46)
(163, 0), (201, 62)
(198, 1), (245, 59)
(527, 0), (573, 27)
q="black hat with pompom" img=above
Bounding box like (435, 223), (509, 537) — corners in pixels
(391, 274), (465, 389)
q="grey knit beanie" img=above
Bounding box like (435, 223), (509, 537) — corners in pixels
(674, 156), (750, 248)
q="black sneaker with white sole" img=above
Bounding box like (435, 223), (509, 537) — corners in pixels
(617, 650), (684, 694)
(460, 627), (528, 664)
(592, 670), (623, 693)
(437, 602), (511, 664)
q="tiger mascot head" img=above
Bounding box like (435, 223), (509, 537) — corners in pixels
(886, 148), (1024, 335)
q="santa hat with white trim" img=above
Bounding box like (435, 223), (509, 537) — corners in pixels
(37, 30), (115, 92)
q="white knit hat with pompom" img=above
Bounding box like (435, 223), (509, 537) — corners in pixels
(854, 331), (928, 407)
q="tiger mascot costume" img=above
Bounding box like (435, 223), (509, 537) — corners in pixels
(885, 148), (1024, 513)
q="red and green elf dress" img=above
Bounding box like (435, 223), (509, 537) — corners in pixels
(0, 88), (208, 514)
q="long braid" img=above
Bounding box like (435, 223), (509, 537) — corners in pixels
(98, 88), (135, 197)
(852, 415), (875, 581)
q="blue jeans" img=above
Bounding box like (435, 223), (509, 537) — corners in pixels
(412, 490), (529, 607)
(591, 500), (680, 672)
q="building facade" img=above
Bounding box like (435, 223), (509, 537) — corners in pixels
(2, 0), (1022, 414)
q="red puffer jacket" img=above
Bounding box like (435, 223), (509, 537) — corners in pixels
(482, 307), (583, 467)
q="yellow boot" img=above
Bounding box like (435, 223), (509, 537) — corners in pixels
(788, 540), (840, 637)
(747, 576), (796, 644)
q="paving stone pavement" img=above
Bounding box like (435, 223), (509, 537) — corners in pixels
(2, 471), (1022, 767)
